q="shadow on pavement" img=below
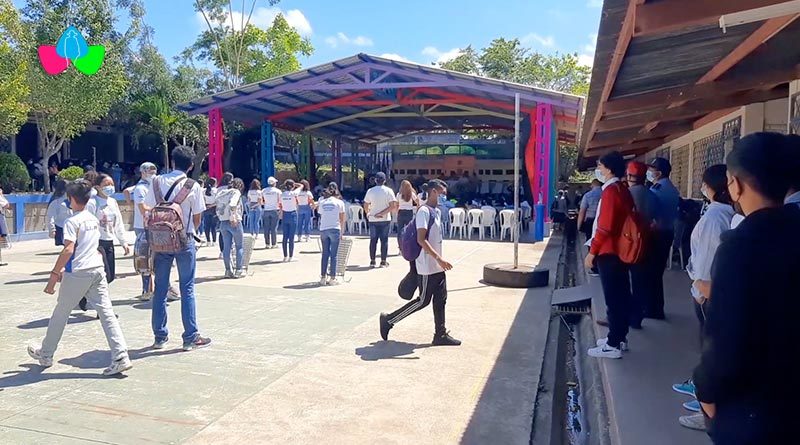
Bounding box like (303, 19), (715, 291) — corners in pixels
(194, 275), (231, 284)
(4, 277), (50, 285)
(249, 259), (285, 266)
(30, 270), (51, 276)
(284, 282), (325, 290)
(0, 364), (121, 388)
(355, 341), (431, 361)
(35, 252), (60, 256)
(346, 265), (373, 272)
(110, 299), (152, 310)
(59, 347), (183, 370)
(17, 313), (96, 330)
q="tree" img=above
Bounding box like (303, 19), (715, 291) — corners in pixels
(131, 95), (179, 169)
(439, 45), (480, 75)
(187, 0), (312, 89)
(0, 1), (30, 140)
(21, 0), (143, 192)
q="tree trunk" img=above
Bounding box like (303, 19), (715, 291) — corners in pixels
(191, 144), (208, 180)
(161, 137), (169, 172)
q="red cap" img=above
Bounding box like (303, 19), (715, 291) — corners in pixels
(626, 161), (647, 177)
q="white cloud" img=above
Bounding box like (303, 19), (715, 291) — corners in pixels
(577, 33), (598, 67)
(196, 7), (312, 36)
(380, 53), (414, 64)
(421, 46), (462, 64)
(578, 54), (595, 67)
(522, 33), (556, 48)
(587, 0), (603, 7)
(325, 32), (374, 48)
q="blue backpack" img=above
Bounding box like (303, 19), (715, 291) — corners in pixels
(399, 205), (436, 261)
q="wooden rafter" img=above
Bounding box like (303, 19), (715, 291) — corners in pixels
(634, 0), (789, 37)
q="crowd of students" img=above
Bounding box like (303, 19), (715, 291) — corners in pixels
(582, 132), (800, 443)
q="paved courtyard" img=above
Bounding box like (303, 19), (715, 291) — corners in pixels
(0, 232), (558, 445)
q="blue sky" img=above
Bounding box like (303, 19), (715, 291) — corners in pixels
(15, 0), (602, 68)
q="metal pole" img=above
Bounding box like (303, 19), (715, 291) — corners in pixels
(513, 93), (520, 269)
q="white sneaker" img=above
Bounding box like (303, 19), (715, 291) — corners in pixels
(166, 287), (180, 302)
(679, 413), (707, 431)
(283, 257), (289, 262)
(587, 344), (622, 359)
(137, 292), (152, 301)
(103, 357), (133, 376)
(596, 337), (629, 352)
(319, 276), (328, 285)
(327, 277), (340, 286)
(288, 257), (295, 262)
(27, 345), (53, 368)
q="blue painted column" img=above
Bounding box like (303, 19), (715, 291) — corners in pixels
(261, 121), (275, 185)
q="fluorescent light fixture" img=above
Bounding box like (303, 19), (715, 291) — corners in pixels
(720, 1), (800, 33)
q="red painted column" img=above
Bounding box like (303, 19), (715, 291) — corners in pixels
(208, 108), (224, 180)
(533, 103), (553, 212)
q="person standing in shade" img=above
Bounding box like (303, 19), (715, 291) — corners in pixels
(577, 179), (602, 241)
(692, 133), (800, 443)
(245, 179), (263, 238)
(625, 162), (659, 329)
(216, 172), (233, 258)
(317, 182), (346, 286)
(379, 179), (461, 346)
(144, 146), (211, 351)
(202, 177), (218, 246)
(646, 157), (681, 320)
(396, 180), (419, 230)
(27, 180), (132, 376)
(363, 172), (397, 268)
(296, 179), (315, 242)
(45, 179), (69, 247)
(217, 178), (245, 278)
(585, 152), (636, 359)
(261, 176), (281, 249)
(279, 179), (304, 262)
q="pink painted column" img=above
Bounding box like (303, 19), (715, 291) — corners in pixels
(208, 108), (224, 180)
(533, 103), (553, 213)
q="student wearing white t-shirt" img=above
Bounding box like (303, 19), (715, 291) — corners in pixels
(245, 179), (263, 237)
(279, 179), (304, 261)
(202, 177), (218, 246)
(363, 172), (398, 268)
(45, 179), (69, 246)
(396, 180), (419, 229)
(88, 173), (131, 284)
(297, 179), (315, 242)
(260, 176), (281, 249)
(216, 178), (245, 278)
(29, 179), (132, 376)
(317, 182), (346, 285)
(379, 179), (460, 346)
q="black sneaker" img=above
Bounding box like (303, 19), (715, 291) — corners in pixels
(183, 335), (212, 351)
(369, 261), (376, 268)
(432, 331), (461, 346)
(379, 313), (392, 341)
(379, 261), (389, 268)
(78, 297), (88, 311)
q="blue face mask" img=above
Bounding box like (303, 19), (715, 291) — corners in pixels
(101, 186), (115, 197)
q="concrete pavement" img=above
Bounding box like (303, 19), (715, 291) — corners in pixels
(0, 231), (558, 444)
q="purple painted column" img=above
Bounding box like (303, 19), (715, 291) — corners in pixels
(534, 103), (553, 213)
(208, 108), (223, 180)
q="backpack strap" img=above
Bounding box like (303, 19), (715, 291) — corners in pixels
(163, 175), (187, 202)
(423, 205), (436, 240)
(153, 177), (166, 204)
(171, 179), (196, 205)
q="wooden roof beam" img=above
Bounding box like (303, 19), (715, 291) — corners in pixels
(588, 123), (694, 149)
(634, 0), (790, 37)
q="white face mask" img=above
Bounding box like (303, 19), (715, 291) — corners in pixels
(101, 185), (115, 197)
(646, 170), (656, 183)
(594, 168), (606, 184)
(701, 185), (711, 201)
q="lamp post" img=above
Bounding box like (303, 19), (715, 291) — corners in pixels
(513, 93), (520, 269)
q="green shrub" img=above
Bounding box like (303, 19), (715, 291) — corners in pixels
(58, 165), (85, 181)
(0, 152), (30, 192)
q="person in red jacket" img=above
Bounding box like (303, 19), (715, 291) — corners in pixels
(585, 151), (636, 359)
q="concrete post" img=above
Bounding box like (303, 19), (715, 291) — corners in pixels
(261, 121), (275, 186)
(116, 133), (125, 162)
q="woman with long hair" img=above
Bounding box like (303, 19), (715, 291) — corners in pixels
(317, 182), (346, 285)
(279, 179), (304, 261)
(246, 178), (263, 237)
(203, 177), (218, 246)
(216, 178), (245, 278)
(396, 180), (418, 230)
(45, 179), (70, 246)
(296, 179), (315, 242)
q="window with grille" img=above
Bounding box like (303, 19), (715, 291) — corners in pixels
(656, 147), (671, 161)
(672, 144), (690, 197)
(691, 117), (740, 198)
(791, 92), (800, 135)
(764, 123), (788, 134)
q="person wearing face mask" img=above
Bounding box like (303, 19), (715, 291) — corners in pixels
(646, 157), (681, 320)
(87, 173), (130, 285)
(584, 152), (636, 359)
(624, 162), (659, 330)
(692, 133), (800, 443)
(671, 165), (735, 431)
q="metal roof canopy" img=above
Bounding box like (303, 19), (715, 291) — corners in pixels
(179, 53), (583, 144)
(579, 0), (800, 167)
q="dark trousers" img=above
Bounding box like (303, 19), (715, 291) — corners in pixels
(596, 254), (632, 348)
(397, 210), (414, 232)
(387, 272), (447, 334)
(580, 217), (594, 240)
(54, 225), (64, 246)
(98, 239), (116, 283)
(262, 210), (279, 247)
(369, 221), (390, 262)
(694, 298), (708, 347)
(629, 261), (650, 328)
(647, 230), (673, 319)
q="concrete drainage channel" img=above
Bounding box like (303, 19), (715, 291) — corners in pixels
(531, 232), (611, 445)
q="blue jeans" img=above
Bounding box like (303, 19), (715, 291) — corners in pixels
(262, 210), (279, 246)
(220, 220), (244, 272)
(369, 221), (390, 262)
(134, 228), (150, 294)
(298, 205), (313, 238)
(320, 228), (341, 277)
(281, 211), (298, 258)
(152, 239), (199, 343)
(247, 206), (262, 236)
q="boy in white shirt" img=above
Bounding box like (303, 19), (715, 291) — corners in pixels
(28, 180), (132, 376)
(260, 177), (281, 249)
(363, 172), (398, 268)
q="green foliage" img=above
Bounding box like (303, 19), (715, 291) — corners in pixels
(0, 152), (30, 192)
(57, 165), (85, 181)
(438, 38), (590, 96)
(0, 1), (31, 139)
(558, 144), (579, 182)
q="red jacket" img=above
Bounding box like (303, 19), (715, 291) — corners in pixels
(590, 181), (635, 257)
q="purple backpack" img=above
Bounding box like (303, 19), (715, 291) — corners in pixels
(399, 205), (436, 261)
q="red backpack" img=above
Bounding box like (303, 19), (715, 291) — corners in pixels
(147, 176), (196, 254)
(612, 183), (645, 264)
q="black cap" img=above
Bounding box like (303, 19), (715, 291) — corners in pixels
(649, 157), (672, 176)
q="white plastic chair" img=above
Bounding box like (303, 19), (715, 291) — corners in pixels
(467, 209), (484, 240)
(349, 205), (366, 234)
(449, 208), (467, 239)
(481, 206), (497, 239)
(499, 209), (516, 241)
